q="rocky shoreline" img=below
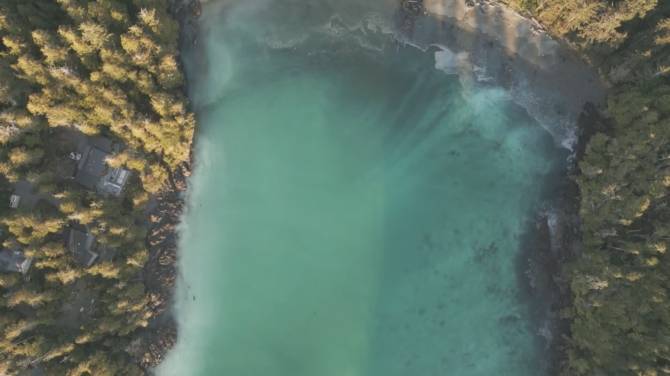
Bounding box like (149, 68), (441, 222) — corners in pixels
(135, 161), (191, 369)
(132, 1), (202, 372)
(145, 0), (609, 373)
(513, 103), (612, 373)
(399, 0), (606, 149)
(397, 0), (608, 373)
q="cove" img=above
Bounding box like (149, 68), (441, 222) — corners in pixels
(159, 1), (562, 375)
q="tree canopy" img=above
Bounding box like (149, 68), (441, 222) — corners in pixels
(504, 1), (670, 374)
(0, 0), (190, 374)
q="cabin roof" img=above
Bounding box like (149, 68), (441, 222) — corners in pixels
(73, 137), (131, 196)
(0, 250), (31, 274)
(75, 146), (109, 190)
(67, 229), (99, 267)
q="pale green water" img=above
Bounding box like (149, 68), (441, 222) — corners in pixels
(158, 1), (560, 375)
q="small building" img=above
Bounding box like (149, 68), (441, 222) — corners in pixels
(101, 166), (131, 196)
(9, 194), (20, 209)
(9, 180), (43, 210)
(74, 137), (131, 197)
(0, 250), (32, 274)
(67, 229), (99, 267)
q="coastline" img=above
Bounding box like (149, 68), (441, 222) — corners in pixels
(136, 0), (202, 371)
(153, 0), (609, 373)
(135, 162), (191, 369)
(397, 0), (606, 149)
(396, 0), (608, 373)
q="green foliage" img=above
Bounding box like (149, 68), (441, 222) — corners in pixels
(504, 0), (658, 45)
(0, 0), (192, 373)
(567, 76), (670, 375)
(66, 351), (143, 376)
(504, 0), (670, 82)
(498, 1), (670, 374)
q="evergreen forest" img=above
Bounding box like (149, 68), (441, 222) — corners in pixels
(0, 0), (192, 374)
(504, 0), (670, 374)
(0, 0), (668, 375)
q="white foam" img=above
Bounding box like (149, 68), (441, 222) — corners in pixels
(434, 47), (470, 75)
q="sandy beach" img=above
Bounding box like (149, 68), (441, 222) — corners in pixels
(399, 0), (606, 149)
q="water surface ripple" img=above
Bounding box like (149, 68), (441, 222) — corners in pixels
(158, 1), (560, 375)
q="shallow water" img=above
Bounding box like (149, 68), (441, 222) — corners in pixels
(158, 1), (560, 375)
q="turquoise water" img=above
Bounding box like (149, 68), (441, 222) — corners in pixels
(158, 1), (560, 375)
